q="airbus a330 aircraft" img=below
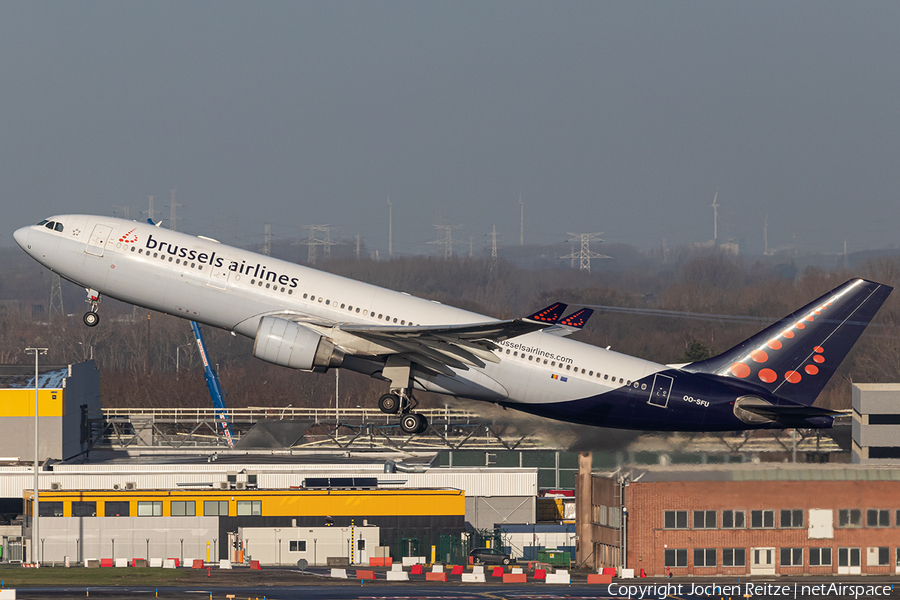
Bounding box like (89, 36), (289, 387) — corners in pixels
(14, 215), (891, 434)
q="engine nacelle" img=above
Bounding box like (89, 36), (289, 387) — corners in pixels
(253, 316), (344, 372)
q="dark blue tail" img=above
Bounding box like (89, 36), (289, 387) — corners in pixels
(683, 278), (892, 405)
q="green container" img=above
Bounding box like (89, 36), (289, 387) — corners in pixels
(537, 550), (570, 567)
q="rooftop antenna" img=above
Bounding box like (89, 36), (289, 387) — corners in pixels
(711, 187), (719, 243)
(387, 197), (393, 257)
(561, 232), (611, 273)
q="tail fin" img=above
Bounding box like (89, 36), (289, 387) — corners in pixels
(684, 278), (892, 405)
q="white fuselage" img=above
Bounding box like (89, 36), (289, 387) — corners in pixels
(15, 215), (667, 411)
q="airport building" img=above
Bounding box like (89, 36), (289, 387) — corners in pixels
(0, 361), (101, 462)
(851, 383), (900, 463)
(580, 462), (900, 576)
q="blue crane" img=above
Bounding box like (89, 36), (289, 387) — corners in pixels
(190, 321), (235, 448)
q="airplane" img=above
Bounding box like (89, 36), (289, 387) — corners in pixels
(14, 215), (892, 434)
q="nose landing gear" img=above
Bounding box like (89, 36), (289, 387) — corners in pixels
(83, 288), (101, 327)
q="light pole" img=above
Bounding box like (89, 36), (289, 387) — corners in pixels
(25, 347), (47, 565)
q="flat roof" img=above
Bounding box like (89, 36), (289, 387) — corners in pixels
(602, 463), (900, 483)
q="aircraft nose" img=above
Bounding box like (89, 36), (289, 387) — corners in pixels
(13, 226), (30, 250)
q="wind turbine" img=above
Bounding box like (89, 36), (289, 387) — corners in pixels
(711, 188), (719, 243)
(387, 196), (392, 257)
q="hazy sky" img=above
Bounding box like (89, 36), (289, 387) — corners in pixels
(2, 2), (899, 256)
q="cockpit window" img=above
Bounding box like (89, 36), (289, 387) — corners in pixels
(54, 222), (64, 232)
(37, 220), (49, 226)
(45, 221), (56, 230)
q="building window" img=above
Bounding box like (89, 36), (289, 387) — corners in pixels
(723, 548), (746, 567)
(867, 509), (890, 528)
(693, 510), (716, 529)
(38, 502), (64, 517)
(810, 547), (832, 566)
(105, 501), (129, 517)
(780, 509), (803, 528)
(838, 548), (861, 568)
(838, 509), (862, 527)
(780, 548), (803, 567)
(72, 501), (97, 517)
(137, 501), (163, 517)
(171, 501), (195, 516)
(204, 500), (229, 516)
(664, 548), (687, 568)
(289, 540), (307, 552)
(750, 509), (775, 528)
(694, 548), (716, 567)
(237, 500), (262, 516)
(722, 510), (745, 529)
(869, 547), (890, 566)
(664, 510), (688, 529)
(869, 447), (900, 459)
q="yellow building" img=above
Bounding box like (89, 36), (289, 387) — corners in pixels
(25, 487), (465, 564)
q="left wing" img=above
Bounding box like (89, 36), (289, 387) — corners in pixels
(335, 303), (568, 376)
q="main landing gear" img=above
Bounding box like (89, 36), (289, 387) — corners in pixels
(378, 391), (428, 434)
(378, 357), (429, 434)
(83, 288), (101, 327)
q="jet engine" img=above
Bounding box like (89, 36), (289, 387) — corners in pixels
(253, 316), (344, 372)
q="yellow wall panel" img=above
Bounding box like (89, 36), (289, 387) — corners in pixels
(29, 489), (465, 518)
(0, 389), (64, 417)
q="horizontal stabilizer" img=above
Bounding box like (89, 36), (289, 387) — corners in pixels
(740, 403), (841, 420)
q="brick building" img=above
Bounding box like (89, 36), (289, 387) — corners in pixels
(580, 463), (900, 577)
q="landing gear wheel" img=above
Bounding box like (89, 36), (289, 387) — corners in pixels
(378, 394), (401, 414)
(83, 312), (100, 327)
(400, 413), (428, 434)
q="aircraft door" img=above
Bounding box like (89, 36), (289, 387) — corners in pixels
(85, 224), (112, 257)
(646, 373), (674, 408)
(207, 258), (231, 290)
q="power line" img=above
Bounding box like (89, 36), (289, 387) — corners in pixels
(560, 232), (611, 273)
(295, 225), (336, 265)
(49, 274), (64, 321)
(428, 225), (460, 259)
(168, 190), (181, 231)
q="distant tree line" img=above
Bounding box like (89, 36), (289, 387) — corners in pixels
(1, 242), (898, 411)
